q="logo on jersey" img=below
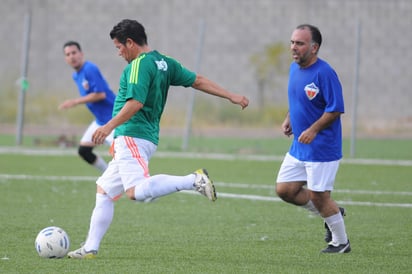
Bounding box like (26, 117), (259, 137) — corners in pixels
(304, 82), (319, 100)
(155, 59), (168, 71)
(82, 79), (89, 90)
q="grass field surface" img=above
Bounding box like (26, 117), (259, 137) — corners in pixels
(0, 136), (411, 273)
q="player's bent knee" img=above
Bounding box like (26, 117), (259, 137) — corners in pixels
(276, 183), (299, 203)
(275, 183), (289, 198)
(96, 185), (106, 195)
(78, 146), (97, 164)
(127, 184), (154, 202)
(125, 188), (136, 200)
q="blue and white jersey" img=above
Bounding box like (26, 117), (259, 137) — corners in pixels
(72, 61), (115, 125)
(288, 58), (344, 162)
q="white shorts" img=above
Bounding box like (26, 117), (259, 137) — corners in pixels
(80, 121), (114, 145)
(276, 152), (340, 192)
(96, 136), (157, 199)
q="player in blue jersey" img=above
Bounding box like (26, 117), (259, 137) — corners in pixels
(60, 41), (116, 172)
(275, 24), (350, 253)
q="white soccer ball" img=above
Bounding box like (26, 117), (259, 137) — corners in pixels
(34, 226), (70, 258)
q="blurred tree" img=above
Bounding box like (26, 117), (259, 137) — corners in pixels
(250, 42), (289, 108)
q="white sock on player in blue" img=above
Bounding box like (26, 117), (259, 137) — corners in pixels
(302, 200), (320, 215)
(93, 156), (108, 172)
(324, 213), (348, 245)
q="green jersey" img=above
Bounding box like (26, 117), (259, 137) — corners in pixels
(113, 50), (196, 144)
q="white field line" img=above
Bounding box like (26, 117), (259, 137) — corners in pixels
(155, 152), (412, 166)
(216, 182), (412, 196)
(183, 191), (412, 208)
(1, 174), (412, 208)
(1, 147), (412, 166)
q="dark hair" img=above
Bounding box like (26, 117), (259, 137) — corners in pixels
(63, 41), (81, 51)
(110, 19), (148, 46)
(296, 24), (322, 48)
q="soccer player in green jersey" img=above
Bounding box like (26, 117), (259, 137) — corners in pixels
(68, 19), (249, 259)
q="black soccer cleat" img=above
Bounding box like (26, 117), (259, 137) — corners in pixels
(321, 240), (351, 253)
(324, 207), (346, 243)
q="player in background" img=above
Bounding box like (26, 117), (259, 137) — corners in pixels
(67, 19), (249, 259)
(275, 24), (350, 253)
(59, 41), (116, 173)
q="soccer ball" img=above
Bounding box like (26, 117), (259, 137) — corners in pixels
(34, 226), (70, 258)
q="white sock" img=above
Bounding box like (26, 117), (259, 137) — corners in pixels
(134, 174), (195, 202)
(324, 213), (348, 245)
(302, 200), (320, 215)
(93, 156), (108, 173)
(84, 193), (114, 251)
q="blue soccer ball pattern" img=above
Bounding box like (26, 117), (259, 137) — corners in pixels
(35, 226), (70, 258)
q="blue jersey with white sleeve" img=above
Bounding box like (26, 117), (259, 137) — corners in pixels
(288, 58), (344, 162)
(72, 61), (115, 125)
